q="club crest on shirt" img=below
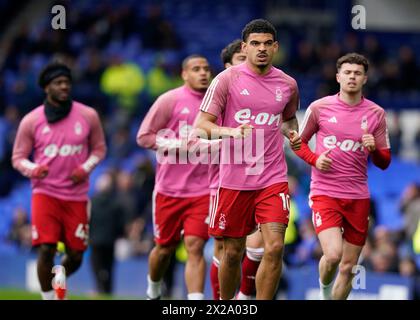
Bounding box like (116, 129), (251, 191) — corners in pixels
(180, 107), (190, 114)
(361, 115), (368, 131)
(74, 121), (82, 135)
(275, 87), (283, 102)
(41, 125), (51, 135)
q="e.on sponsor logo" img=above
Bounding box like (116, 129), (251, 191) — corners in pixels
(234, 108), (281, 126)
(43, 144), (83, 158)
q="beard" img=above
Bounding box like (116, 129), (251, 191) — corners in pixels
(50, 92), (70, 105)
(256, 63), (269, 69)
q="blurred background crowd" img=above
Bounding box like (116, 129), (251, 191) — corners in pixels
(0, 0), (419, 298)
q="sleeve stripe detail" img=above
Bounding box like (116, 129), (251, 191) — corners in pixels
(200, 78), (219, 112)
(299, 106), (312, 136)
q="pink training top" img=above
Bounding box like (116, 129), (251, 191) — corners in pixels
(299, 93), (390, 199)
(137, 85), (210, 198)
(12, 101), (107, 201)
(200, 62), (299, 190)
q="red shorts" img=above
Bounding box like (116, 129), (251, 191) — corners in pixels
(153, 192), (210, 246)
(31, 193), (89, 251)
(208, 182), (289, 238)
(309, 195), (370, 246)
(208, 190), (221, 239)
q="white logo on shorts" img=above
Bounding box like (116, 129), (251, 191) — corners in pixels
(314, 212), (322, 227)
(32, 225), (38, 240)
(154, 224), (160, 239)
(219, 213), (226, 230)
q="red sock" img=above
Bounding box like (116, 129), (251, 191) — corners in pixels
(210, 260), (220, 300)
(239, 254), (260, 296)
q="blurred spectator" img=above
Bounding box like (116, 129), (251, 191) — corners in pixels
(342, 33), (361, 54)
(316, 62), (338, 97)
(0, 105), (23, 196)
(363, 226), (400, 273)
(74, 48), (108, 115)
(398, 46), (418, 91)
(145, 56), (181, 100)
(362, 35), (386, 66)
(89, 171), (126, 295)
(283, 175), (302, 264)
(368, 242), (399, 273)
(108, 126), (136, 163)
(113, 159), (155, 260)
(377, 60), (400, 93)
(100, 54), (146, 115)
(388, 112), (403, 156)
(115, 169), (138, 222)
(399, 256), (417, 277)
(415, 128), (420, 160)
(7, 207), (32, 251)
(140, 4), (181, 50)
(398, 255), (420, 299)
(318, 41), (342, 65)
(289, 218), (322, 267)
(125, 216), (154, 257)
(290, 40), (319, 75)
(114, 216), (154, 260)
(400, 183), (420, 252)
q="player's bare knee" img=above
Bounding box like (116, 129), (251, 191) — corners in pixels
(338, 260), (355, 276)
(156, 243), (177, 259)
(38, 244), (56, 261)
(215, 239), (224, 253)
(214, 246), (224, 260)
(264, 241), (284, 261)
(324, 251), (342, 266)
(67, 250), (84, 266)
(185, 238), (205, 258)
(224, 250), (242, 267)
(224, 246), (244, 266)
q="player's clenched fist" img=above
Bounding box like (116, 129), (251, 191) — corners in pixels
(362, 129), (376, 152)
(315, 149), (333, 172)
(32, 164), (49, 179)
(289, 130), (301, 151)
(70, 166), (89, 184)
(231, 123), (254, 138)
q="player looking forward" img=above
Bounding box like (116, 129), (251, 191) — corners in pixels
(295, 53), (391, 299)
(208, 39), (265, 300)
(12, 62), (107, 300)
(137, 55), (212, 300)
(194, 19), (301, 300)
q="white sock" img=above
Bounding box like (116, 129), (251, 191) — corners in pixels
(187, 292), (204, 300)
(146, 274), (162, 299)
(41, 290), (55, 300)
(319, 278), (333, 300)
(236, 291), (252, 300)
